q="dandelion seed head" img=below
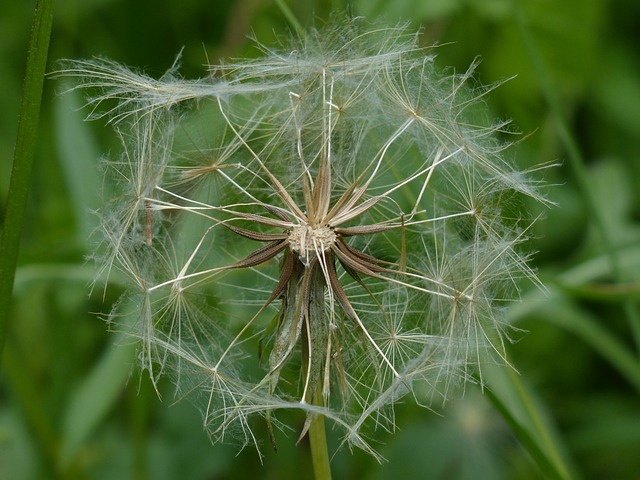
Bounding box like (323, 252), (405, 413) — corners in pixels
(58, 16), (549, 458)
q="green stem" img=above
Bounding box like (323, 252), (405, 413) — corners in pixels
(307, 267), (332, 480)
(309, 391), (332, 480)
(0, 0), (54, 366)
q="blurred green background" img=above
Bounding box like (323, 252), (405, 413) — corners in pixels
(2, 0), (640, 478)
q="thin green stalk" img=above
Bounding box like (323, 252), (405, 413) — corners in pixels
(306, 267), (332, 480)
(513, 4), (640, 352)
(309, 385), (332, 480)
(0, 0), (54, 366)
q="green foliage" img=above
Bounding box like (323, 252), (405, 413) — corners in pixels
(0, 0), (53, 364)
(1, 0), (639, 478)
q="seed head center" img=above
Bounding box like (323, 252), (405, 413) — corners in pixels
(289, 224), (336, 261)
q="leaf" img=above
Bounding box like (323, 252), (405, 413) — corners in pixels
(0, 0), (54, 365)
(53, 85), (102, 236)
(59, 307), (137, 466)
(483, 358), (579, 480)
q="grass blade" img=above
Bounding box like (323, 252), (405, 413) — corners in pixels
(484, 358), (579, 480)
(0, 0), (54, 365)
(60, 329), (137, 466)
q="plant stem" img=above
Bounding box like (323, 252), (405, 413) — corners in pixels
(307, 267), (332, 480)
(309, 390), (332, 480)
(0, 0), (54, 366)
